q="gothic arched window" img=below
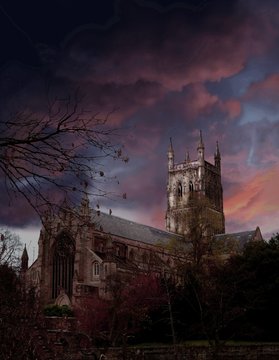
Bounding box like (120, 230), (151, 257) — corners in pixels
(177, 182), (183, 197)
(189, 181), (194, 192)
(52, 231), (75, 299)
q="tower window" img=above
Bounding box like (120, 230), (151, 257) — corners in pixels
(189, 181), (194, 192)
(177, 182), (183, 197)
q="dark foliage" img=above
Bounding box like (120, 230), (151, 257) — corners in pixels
(169, 236), (279, 343)
(0, 264), (38, 359)
(225, 236), (279, 340)
(134, 236), (279, 345)
(44, 304), (74, 317)
(1, 236), (279, 357)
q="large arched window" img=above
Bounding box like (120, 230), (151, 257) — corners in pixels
(52, 231), (75, 299)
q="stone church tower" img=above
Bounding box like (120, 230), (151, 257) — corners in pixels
(166, 131), (225, 236)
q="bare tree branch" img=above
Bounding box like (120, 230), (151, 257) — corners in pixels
(0, 228), (22, 268)
(0, 92), (128, 218)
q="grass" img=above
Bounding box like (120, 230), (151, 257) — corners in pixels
(128, 340), (279, 348)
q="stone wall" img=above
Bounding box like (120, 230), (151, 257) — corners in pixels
(104, 344), (279, 360)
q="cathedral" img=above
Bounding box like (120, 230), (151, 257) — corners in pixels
(25, 132), (262, 306)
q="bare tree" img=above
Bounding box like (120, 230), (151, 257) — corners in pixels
(0, 228), (22, 268)
(163, 196), (224, 268)
(0, 91), (128, 217)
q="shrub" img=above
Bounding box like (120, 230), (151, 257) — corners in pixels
(44, 304), (73, 317)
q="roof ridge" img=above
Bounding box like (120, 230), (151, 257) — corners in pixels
(215, 229), (256, 237)
(92, 209), (183, 237)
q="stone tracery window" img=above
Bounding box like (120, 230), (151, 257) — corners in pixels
(52, 231), (75, 299)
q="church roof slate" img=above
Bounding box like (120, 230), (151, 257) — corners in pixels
(214, 227), (263, 249)
(92, 211), (183, 246)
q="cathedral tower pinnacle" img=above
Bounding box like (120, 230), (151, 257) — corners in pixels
(197, 130), (205, 161)
(167, 137), (174, 170)
(214, 141), (221, 170)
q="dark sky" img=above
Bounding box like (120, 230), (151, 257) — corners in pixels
(1, 0), (279, 240)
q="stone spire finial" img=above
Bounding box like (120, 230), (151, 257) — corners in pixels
(168, 137), (174, 153)
(168, 137), (174, 170)
(215, 140), (221, 170)
(197, 130), (205, 163)
(215, 141), (221, 158)
(21, 244), (29, 272)
(186, 150), (190, 163)
(197, 130), (204, 150)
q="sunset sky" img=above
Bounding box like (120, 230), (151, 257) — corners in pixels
(1, 0), (279, 255)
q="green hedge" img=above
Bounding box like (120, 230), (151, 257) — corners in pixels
(43, 304), (74, 317)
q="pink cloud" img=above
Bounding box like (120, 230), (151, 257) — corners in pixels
(59, 1), (279, 95)
(222, 149), (256, 187)
(137, 205), (166, 231)
(244, 73), (279, 101)
(171, 84), (241, 122)
(184, 83), (219, 119)
(81, 80), (166, 126)
(224, 164), (279, 235)
(221, 99), (242, 120)
(46, 3), (277, 133)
